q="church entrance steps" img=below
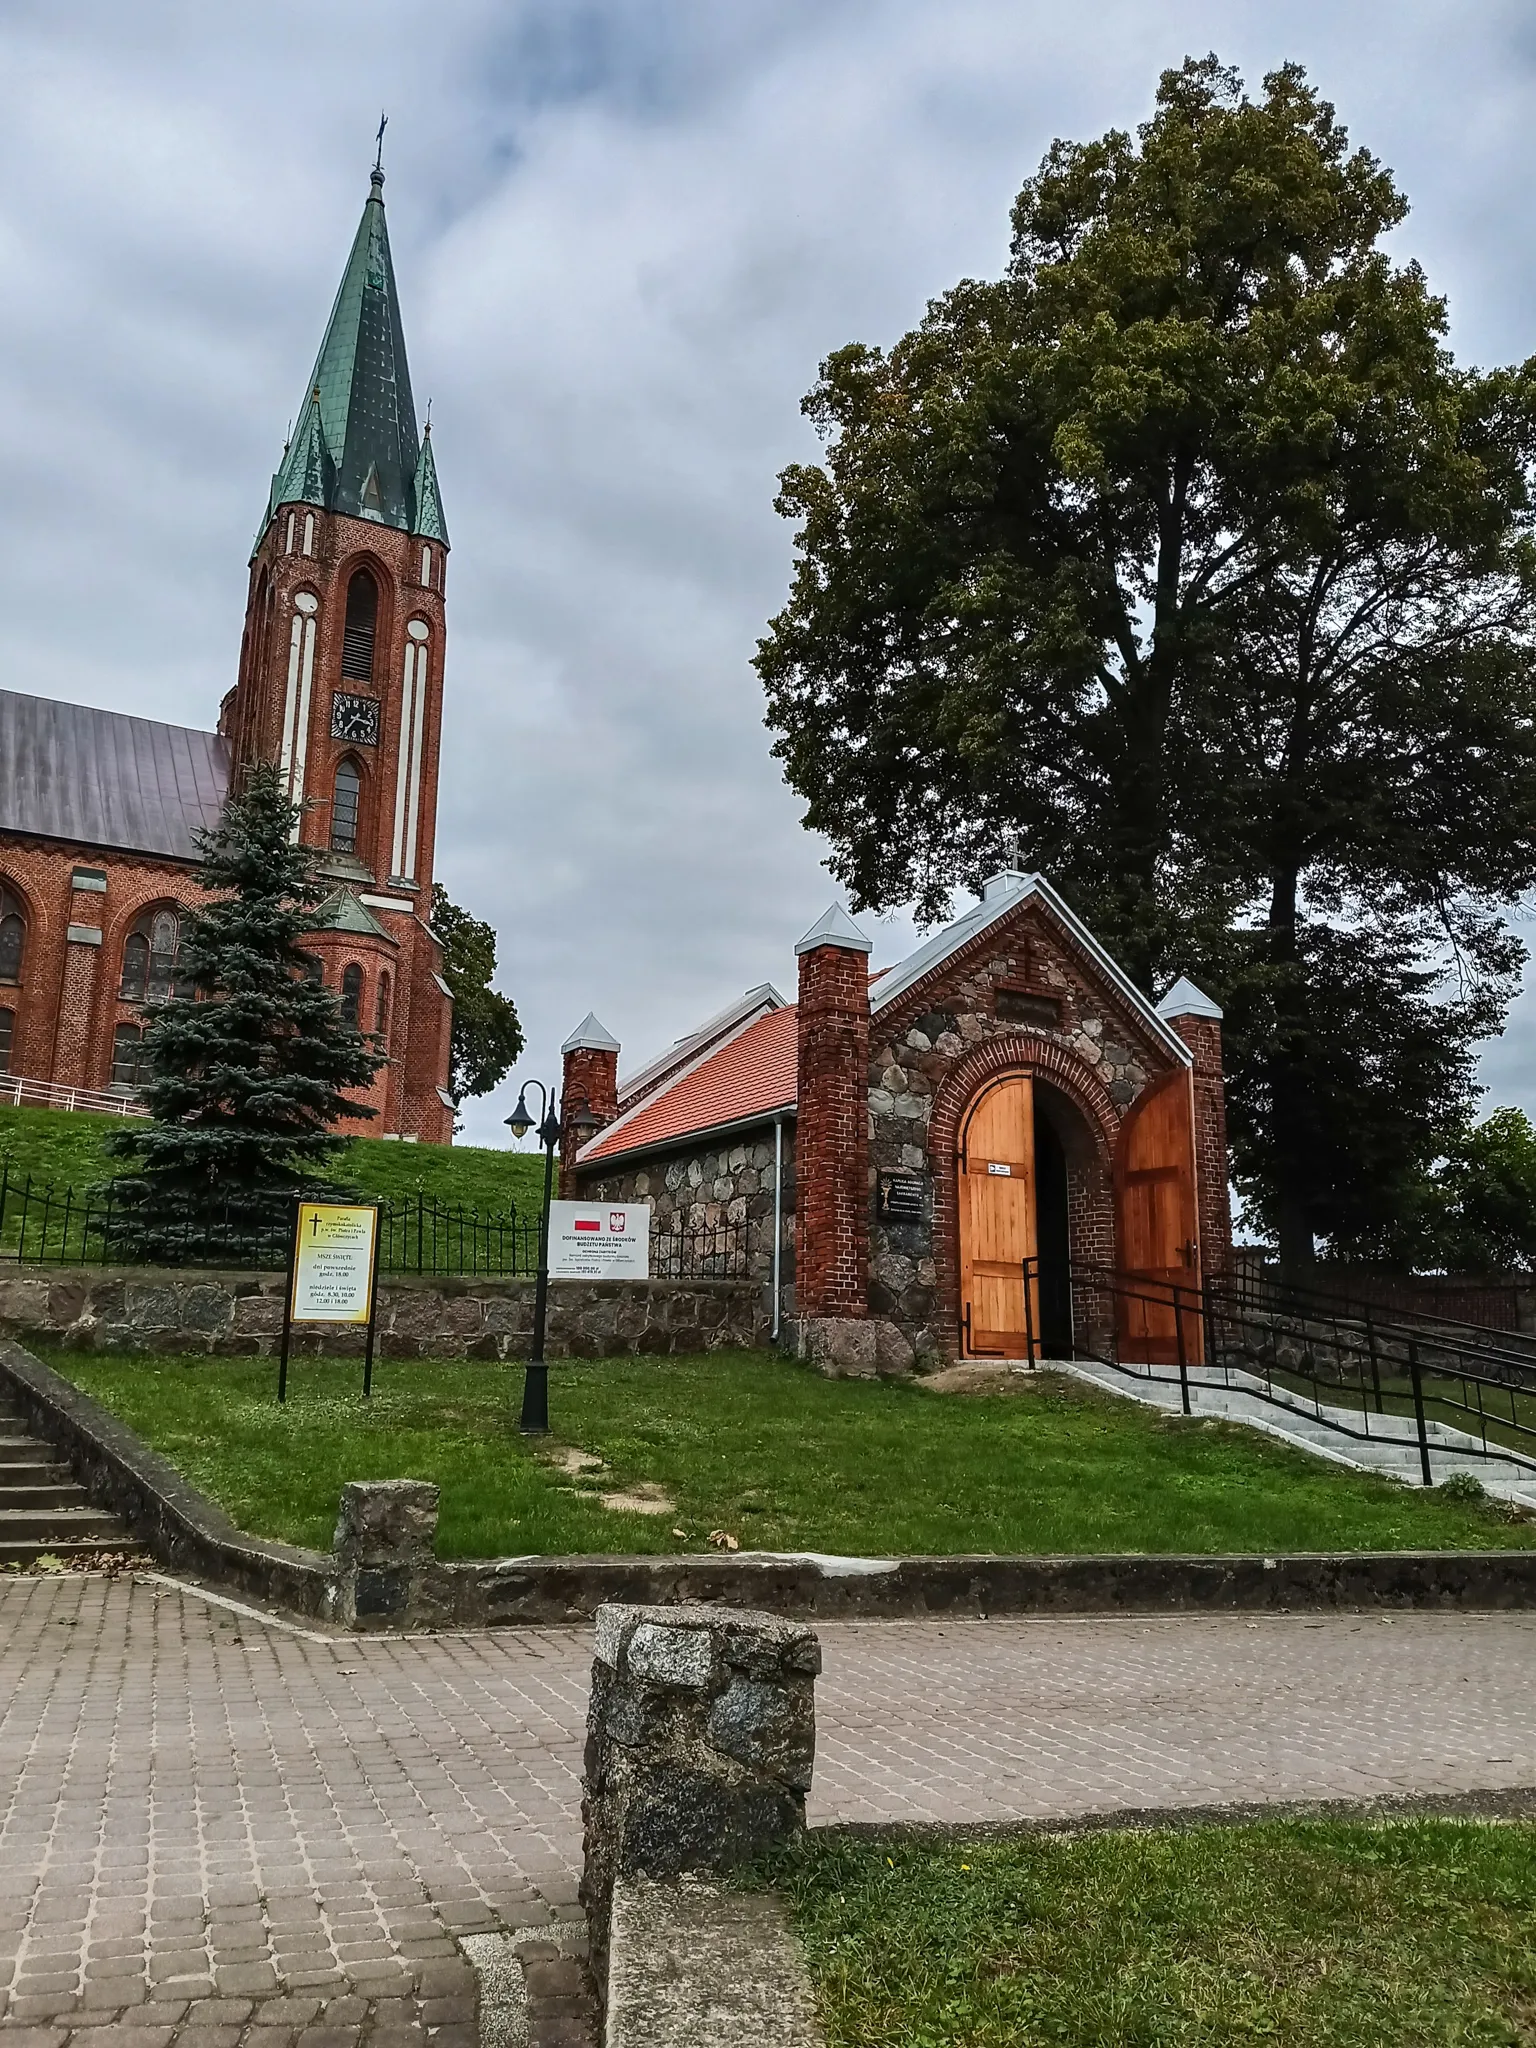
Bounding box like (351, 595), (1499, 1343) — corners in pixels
(1052, 1355), (1536, 1511)
(0, 1389), (142, 1565)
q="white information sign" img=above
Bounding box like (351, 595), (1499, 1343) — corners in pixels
(547, 1201), (652, 1281)
(289, 1202), (380, 1324)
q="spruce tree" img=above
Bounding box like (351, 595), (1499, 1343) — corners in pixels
(106, 763), (384, 1258)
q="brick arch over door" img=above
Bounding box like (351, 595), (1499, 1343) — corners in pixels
(927, 1033), (1121, 1356)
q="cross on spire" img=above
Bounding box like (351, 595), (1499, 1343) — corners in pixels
(374, 111), (388, 176)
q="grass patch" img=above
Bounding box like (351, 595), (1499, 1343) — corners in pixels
(775, 1819), (1536, 2047)
(49, 1351), (1535, 1560)
(0, 1104), (543, 1212)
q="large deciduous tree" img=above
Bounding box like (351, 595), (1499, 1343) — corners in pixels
(106, 764), (383, 1257)
(757, 55), (1536, 1267)
(430, 884), (524, 1114)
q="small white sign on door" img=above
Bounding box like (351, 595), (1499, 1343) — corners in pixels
(547, 1201), (652, 1280)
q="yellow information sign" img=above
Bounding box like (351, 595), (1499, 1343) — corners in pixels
(289, 1202), (380, 1325)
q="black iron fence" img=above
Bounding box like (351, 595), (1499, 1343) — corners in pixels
(0, 1163), (749, 1282)
(1019, 1254), (1536, 1484)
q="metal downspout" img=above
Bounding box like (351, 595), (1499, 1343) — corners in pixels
(772, 1114), (784, 1343)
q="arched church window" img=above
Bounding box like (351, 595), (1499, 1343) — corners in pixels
(340, 964), (363, 1028)
(374, 971), (391, 1037)
(0, 886), (25, 985)
(331, 759), (363, 854)
(121, 906), (185, 1002)
(341, 570), (378, 681)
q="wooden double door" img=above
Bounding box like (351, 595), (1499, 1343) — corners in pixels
(957, 1066), (1202, 1365)
(958, 1074), (1041, 1358)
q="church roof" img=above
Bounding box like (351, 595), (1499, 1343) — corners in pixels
(0, 689), (229, 861)
(315, 889), (397, 942)
(579, 1004), (798, 1167)
(264, 168), (443, 543)
(575, 872), (1195, 1170)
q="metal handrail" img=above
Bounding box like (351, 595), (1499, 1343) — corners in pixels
(1035, 1254), (1536, 1484)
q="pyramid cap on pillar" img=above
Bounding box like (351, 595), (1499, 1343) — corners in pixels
(1155, 976), (1223, 1022)
(561, 1011), (621, 1054)
(794, 902), (873, 957)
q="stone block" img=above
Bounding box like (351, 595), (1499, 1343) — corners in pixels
(334, 1479), (440, 1566)
(874, 1320), (916, 1378)
(332, 1480), (442, 1632)
(231, 1294), (285, 1335)
(0, 1277), (55, 1328)
(581, 1603), (819, 1998)
(797, 1317), (878, 1378)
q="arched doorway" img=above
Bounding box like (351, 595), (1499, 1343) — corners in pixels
(957, 1072), (1076, 1359)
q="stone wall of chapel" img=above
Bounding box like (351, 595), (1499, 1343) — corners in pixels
(864, 900), (1183, 1366)
(577, 1123), (796, 1302)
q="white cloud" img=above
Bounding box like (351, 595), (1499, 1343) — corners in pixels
(2, 0), (1536, 1149)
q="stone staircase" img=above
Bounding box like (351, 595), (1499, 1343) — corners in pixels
(0, 1389), (143, 1566)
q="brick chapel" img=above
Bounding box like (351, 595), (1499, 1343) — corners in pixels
(558, 873), (1232, 1370)
(0, 168), (455, 1142)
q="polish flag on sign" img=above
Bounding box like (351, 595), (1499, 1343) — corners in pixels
(573, 1218), (600, 1233)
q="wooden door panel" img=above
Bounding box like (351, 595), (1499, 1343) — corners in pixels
(959, 1074), (1039, 1358)
(1114, 1069), (1201, 1366)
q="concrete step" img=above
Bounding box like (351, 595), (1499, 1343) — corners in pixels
(1058, 1355), (1536, 1508)
(0, 1481), (91, 1510)
(0, 1537), (141, 1566)
(0, 1504), (131, 1542)
(0, 1461), (73, 1487)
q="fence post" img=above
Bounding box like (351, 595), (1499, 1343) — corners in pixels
(1022, 1255), (1036, 1366)
(1365, 1308), (1383, 1419)
(1174, 1283), (1191, 1415)
(1408, 1341), (1433, 1487)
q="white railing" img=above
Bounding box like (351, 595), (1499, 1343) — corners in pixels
(0, 1074), (148, 1118)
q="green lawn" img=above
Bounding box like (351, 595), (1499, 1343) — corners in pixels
(775, 1819), (1536, 2047)
(50, 1350), (1534, 1560)
(0, 1104), (544, 1213)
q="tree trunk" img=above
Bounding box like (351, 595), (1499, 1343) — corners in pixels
(1266, 858), (1316, 1281)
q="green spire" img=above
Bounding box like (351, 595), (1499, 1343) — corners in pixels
(411, 425), (448, 546)
(261, 167), (446, 544)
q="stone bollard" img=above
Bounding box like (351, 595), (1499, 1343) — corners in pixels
(580, 1602), (820, 1992)
(332, 1479), (440, 1628)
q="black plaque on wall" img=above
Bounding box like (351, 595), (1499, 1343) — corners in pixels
(877, 1172), (928, 1222)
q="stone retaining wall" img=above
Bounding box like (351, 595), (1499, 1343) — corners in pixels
(0, 1267), (768, 1358)
(7, 1340), (1536, 1631)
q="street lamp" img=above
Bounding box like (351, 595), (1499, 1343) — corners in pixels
(505, 1080), (600, 1435)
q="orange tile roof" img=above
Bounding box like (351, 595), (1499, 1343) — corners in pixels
(580, 1004), (798, 1165)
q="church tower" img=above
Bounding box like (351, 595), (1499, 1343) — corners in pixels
(223, 165), (455, 1141)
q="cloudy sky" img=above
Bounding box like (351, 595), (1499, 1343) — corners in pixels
(4, 0), (1536, 1148)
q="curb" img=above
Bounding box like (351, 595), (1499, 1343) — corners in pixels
(7, 1339), (1536, 1627)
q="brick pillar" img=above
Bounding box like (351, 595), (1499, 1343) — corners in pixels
(559, 1012), (621, 1196)
(794, 904), (873, 1323)
(1157, 979), (1232, 1282)
(50, 914), (106, 1088)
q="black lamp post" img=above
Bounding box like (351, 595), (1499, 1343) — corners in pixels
(505, 1080), (600, 1435)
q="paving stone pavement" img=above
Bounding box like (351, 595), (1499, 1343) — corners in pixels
(1, 1574), (1534, 2044)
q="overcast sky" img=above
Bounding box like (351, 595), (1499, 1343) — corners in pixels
(4, 0), (1536, 1149)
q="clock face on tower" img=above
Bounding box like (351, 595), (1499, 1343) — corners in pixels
(331, 693), (380, 745)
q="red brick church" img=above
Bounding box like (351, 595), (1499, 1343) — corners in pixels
(0, 168), (455, 1141)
